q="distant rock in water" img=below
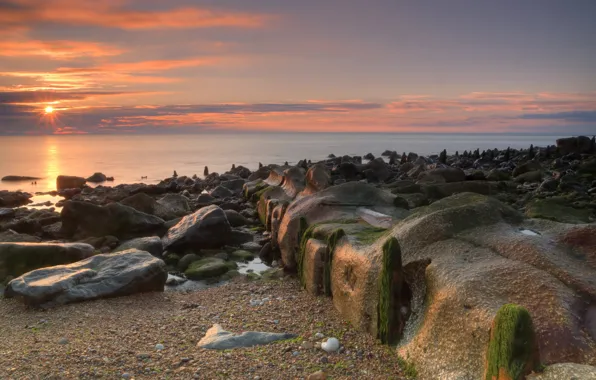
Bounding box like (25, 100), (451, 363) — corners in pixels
(2, 175), (42, 182)
(86, 172), (108, 183)
(57, 175), (86, 190)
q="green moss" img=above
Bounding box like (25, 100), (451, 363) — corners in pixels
(184, 258), (230, 280)
(230, 250), (255, 261)
(485, 304), (537, 380)
(525, 198), (592, 224)
(353, 226), (388, 245)
(251, 184), (272, 203)
(378, 237), (403, 345)
(323, 228), (345, 297)
(397, 355), (418, 379)
(297, 217), (311, 287)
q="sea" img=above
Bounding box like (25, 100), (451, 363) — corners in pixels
(0, 133), (565, 194)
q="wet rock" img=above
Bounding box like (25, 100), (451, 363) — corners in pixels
(210, 185), (234, 199)
(197, 324), (295, 349)
(0, 191), (33, 208)
(220, 179), (246, 195)
(56, 175), (86, 190)
(162, 205), (232, 251)
(156, 193), (191, 220)
(184, 257), (233, 280)
(0, 242), (95, 282)
(86, 173), (108, 183)
(114, 236), (163, 258)
(5, 250), (167, 308)
(178, 253), (200, 271)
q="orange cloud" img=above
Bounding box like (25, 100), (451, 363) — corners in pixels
(57, 56), (223, 74)
(0, 40), (124, 59)
(1, 0), (270, 30)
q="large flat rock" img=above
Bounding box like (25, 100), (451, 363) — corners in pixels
(5, 249), (167, 308)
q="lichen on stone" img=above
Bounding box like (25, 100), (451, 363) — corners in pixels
(377, 237), (403, 345)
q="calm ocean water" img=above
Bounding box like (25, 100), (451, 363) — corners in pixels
(0, 133), (564, 193)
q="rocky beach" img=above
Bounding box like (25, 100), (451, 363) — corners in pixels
(1, 135), (596, 380)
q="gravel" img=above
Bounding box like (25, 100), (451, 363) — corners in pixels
(0, 277), (406, 379)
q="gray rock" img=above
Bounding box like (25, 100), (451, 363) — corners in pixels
(224, 209), (248, 227)
(60, 201), (165, 239)
(220, 179), (246, 194)
(4, 250), (167, 308)
(114, 236), (163, 258)
(418, 167), (466, 183)
(56, 175), (86, 190)
(156, 194), (191, 220)
(0, 208), (15, 218)
(0, 230), (41, 243)
(162, 205), (232, 251)
(210, 185), (234, 199)
(196, 193), (216, 205)
(197, 324), (295, 349)
(178, 253), (200, 271)
(1, 175), (42, 181)
(0, 242), (95, 282)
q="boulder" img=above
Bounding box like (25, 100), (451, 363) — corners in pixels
(210, 185), (234, 199)
(418, 167), (466, 183)
(120, 192), (157, 214)
(162, 205), (232, 251)
(0, 231), (41, 243)
(365, 158), (391, 182)
(0, 242), (95, 282)
(525, 198), (592, 224)
(178, 253), (200, 271)
(336, 162), (359, 180)
(0, 191), (32, 207)
(486, 169), (511, 182)
(556, 136), (592, 155)
(113, 236), (163, 258)
(56, 175), (86, 190)
(196, 193), (216, 205)
(301, 164), (331, 196)
(156, 193), (191, 220)
(0, 208), (15, 219)
(220, 179), (246, 195)
(197, 324), (295, 349)
(512, 161), (542, 177)
(4, 250), (167, 308)
(514, 170), (543, 183)
(184, 257), (233, 280)
(86, 172), (107, 183)
(224, 209), (248, 227)
(60, 201), (165, 239)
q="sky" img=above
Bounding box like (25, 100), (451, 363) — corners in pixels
(0, 0), (595, 135)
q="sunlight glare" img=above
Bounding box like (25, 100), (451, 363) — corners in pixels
(45, 106), (54, 114)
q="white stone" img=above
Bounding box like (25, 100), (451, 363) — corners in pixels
(321, 337), (340, 353)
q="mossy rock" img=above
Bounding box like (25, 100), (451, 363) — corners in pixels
(163, 253), (181, 266)
(230, 250), (255, 261)
(221, 270), (240, 281)
(261, 267), (284, 280)
(177, 253), (200, 271)
(485, 304), (538, 380)
(525, 198), (592, 224)
(378, 237), (403, 345)
(184, 258), (230, 280)
(245, 272), (261, 281)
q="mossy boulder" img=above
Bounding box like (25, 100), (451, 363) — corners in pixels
(184, 258), (233, 280)
(485, 304), (538, 380)
(163, 252), (180, 266)
(525, 198), (592, 224)
(230, 250), (255, 261)
(177, 253), (200, 271)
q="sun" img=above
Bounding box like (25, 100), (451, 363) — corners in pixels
(45, 106), (54, 114)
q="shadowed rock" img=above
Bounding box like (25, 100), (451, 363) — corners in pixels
(114, 236), (163, 257)
(198, 324), (295, 349)
(57, 175), (86, 190)
(1, 175), (42, 181)
(4, 249), (166, 308)
(86, 172), (107, 183)
(0, 242), (95, 282)
(60, 201), (165, 239)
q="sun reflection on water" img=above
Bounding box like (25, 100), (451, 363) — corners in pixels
(45, 139), (59, 191)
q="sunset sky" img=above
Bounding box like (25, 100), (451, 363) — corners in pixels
(1, 0), (595, 135)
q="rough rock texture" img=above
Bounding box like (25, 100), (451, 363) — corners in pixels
(56, 175), (86, 190)
(162, 205), (232, 251)
(224, 209), (248, 227)
(155, 193), (191, 220)
(86, 172), (107, 183)
(113, 236), (163, 257)
(263, 186), (596, 379)
(527, 363), (596, 379)
(197, 324), (295, 349)
(0, 191), (32, 208)
(60, 201), (165, 239)
(4, 250), (167, 308)
(0, 242), (95, 282)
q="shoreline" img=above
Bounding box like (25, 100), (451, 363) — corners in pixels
(1, 134), (596, 379)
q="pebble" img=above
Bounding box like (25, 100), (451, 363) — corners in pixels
(155, 343), (164, 351)
(314, 332), (325, 339)
(121, 373), (131, 379)
(319, 356), (329, 364)
(307, 370), (327, 380)
(292, 351), (300, 357)
(321, 337), (340, 353)
(58, 337), (69, 345)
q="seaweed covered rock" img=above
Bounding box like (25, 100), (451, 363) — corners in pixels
(184, 257), (235, 280)
(4, 250), (166, 308)
(484, 304), (539, 380)
(0, 242), (95, 283)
